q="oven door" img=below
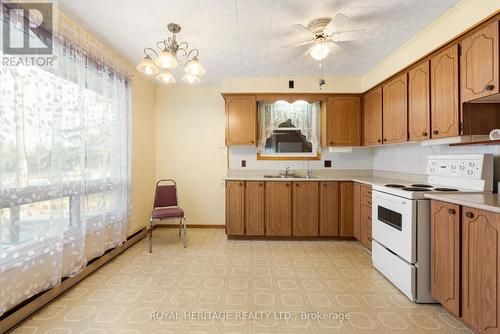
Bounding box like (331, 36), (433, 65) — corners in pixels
(372, 190), (417, 264)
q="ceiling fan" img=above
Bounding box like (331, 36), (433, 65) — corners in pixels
(285, 14), (362, 61)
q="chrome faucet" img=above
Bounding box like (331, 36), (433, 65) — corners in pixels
(306, 161), (313, 178)
(285, 166), (291, 175)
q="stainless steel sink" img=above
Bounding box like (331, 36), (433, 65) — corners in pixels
(263, 174), (317, 179)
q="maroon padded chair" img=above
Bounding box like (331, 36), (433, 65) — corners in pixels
(149, 179), (186, 252)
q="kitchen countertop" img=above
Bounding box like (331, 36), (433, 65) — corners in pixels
(424, 193), (500, 213)
(223, 171), (426, 188)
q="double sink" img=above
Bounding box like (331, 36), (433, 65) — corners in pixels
(263, 174), (317, 179)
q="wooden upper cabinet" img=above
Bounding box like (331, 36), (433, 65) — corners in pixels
(462, 207), (500, 334)
(430, 200), (460, 317)
(363, 87), (383, 146)
(225, 181), (245, 235)
(431, 44), (460, 138)
(408, 60), (431, 141)
(325, 96), (361, 146)
(292, 182), (319, 236)
(265, 182), (291, 236)
(339, 182), (354, 237)
(224, 95), (257, 146)
(319, 182), (340, 236)
(461, 21), (499, 102)
(245, 181), (265, 236)
(382, 73), (408, 144)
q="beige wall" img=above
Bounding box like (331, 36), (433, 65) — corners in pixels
(155, 85), (226, 225)
(129, 71), (157, 235)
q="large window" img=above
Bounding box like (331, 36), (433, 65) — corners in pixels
(258, 100), (321, 158)
(0, 22), (131, 315)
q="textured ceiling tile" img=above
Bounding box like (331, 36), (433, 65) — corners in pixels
(60, 0), (459, 82)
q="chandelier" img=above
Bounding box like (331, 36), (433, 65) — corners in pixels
(136, 23), (206, 84)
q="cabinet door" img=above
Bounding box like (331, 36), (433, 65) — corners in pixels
(226, 181), (245, 235)
(363, 87), (383, 146)
(431, 45), (459, 138)
(360, 204), (372, 250)
(430, 200), (460, 316)
(225, 95), (257, 146)
(339, 182), (354, 237)
(245, 181), (265, 236)
(461, 21), (499, 102)
(353, 183), (361, 239)
(292, 182), (319, 236)
(462, 207), (500, 334)
(408, 60), (431, 141)
(325, 96), (361, 146)
(265, 182), (291, 236)
(383, 73), (408, 144)
(320, 182), (340, 236)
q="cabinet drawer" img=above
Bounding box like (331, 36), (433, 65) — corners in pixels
(361, 195), (372, 206)
(361, 185), (372, 197)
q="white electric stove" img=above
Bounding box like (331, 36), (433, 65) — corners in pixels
(371, 154), (493, 303)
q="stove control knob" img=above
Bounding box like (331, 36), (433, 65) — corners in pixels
(469, 162), (475, 167)
(467, 170), (473, 175)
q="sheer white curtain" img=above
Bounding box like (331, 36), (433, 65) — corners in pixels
(0, 11), (131, 316)
(258, 100), (321, 154)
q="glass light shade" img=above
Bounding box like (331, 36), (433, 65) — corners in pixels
(155, 49), (178, 69)
(136, 56), (159, 76)
(182, 73), (200, 84)
(156, 69), (176, 84)
(185, 58), (206, 76)
(310, 41), (330, 60)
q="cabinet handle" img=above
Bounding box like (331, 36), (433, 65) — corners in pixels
(485, 84), (495, 91)
(259, 183), (263, 187)
(239, 182), (243, 186)
(383, 138), (387, 142)
(250, 140), (255, 143)
(329, 141), (333, 145)
(466, 211), (474, 219)
(432, 130), (439, 135)
(286, 183), (290, 187)
(295, 183), (299, 187)
(448, 208), (455, 215)
(422, 131), (428, 136)
(377, 139), (382, 143)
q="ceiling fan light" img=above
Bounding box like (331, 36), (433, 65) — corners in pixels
(310, 42), (330, 60)
(156, 69), (176, 84)
(185, 58), (206, 76)
(182, 73), (200, 84)
(136, 56), (159, 76)
(155, 49), (178, 69)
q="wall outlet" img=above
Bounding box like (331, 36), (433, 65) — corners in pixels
(241, 160), (246, 167)
(324, 160), (332, 168)
(288, 80), (294, 89)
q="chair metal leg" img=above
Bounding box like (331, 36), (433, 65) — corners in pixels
(178, 218), (182, 237)
(149, 218), (154, 253)
(183, 217), (187, 248)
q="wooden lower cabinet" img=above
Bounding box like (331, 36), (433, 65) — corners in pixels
(353, 183), (361, 239)
(245, 181), (265, 235)
(340, 182), (354, 237)
(265, 182), (292, 236)
(292, 182), (319, 236)
(360, 204), (372, 250)
(462, 206), (500, 334)
(430, 200), (461, 316)
(320, 182), (340, 236)
(225, 181), (245, 235)
(431, 200), (500, 333)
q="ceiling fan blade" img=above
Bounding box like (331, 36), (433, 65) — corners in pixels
(281, 40), (314, 48)
(334, 29), (365, 41)
(329, 13), (351, 30)
(291, 24), (314, 36)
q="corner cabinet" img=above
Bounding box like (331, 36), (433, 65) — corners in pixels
(430, 44), (460, 138)
(382, 73), (408, 144)
(363, 87), (383, 146)
(224, 95), (257, 146)
(460, 21), (499, 102)
(325, 96), (361, 146)
(431, 199), (500, 334)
